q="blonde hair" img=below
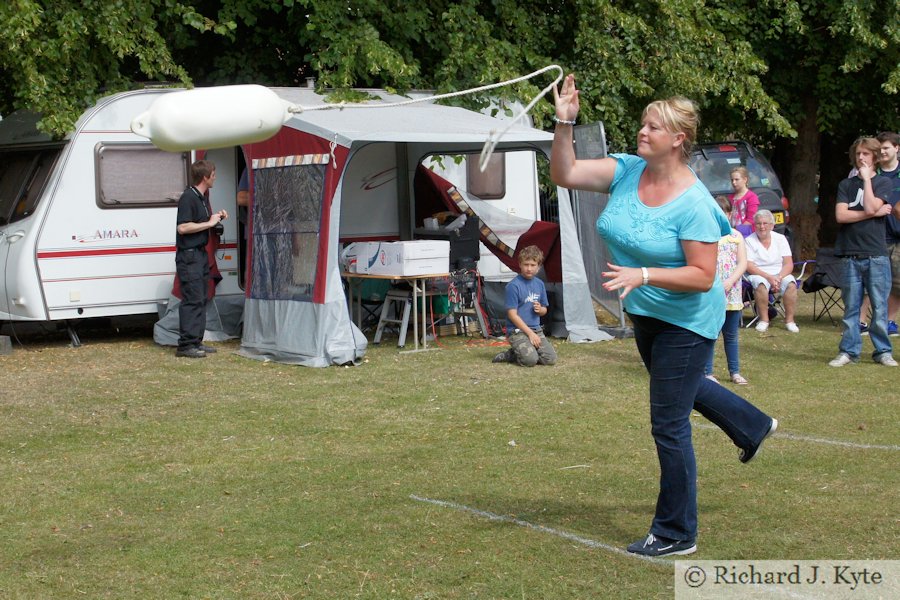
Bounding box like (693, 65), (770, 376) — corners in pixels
(849, 137), (881, 167)
(642, 96), (699, 162)
(730, 166), (749, 181)
(518, 245), (544, 265)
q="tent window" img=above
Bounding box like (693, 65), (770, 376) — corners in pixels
(250, 156), (327, 301)
(466, 152), (505, 199)
(0, 148), (61, 225)
(95, 143), (189, 208)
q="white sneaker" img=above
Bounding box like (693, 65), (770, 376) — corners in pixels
(829, 353), (854, 367)
(785, 322), (800, 333)
(755, 321), (769, 332)
(876, 354), (898, 367)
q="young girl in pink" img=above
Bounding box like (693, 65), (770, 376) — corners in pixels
(729, 166), (759, 234)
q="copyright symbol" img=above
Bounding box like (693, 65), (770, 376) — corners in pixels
(684, 565), (706, 588)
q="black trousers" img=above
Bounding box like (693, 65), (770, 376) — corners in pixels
(176, 248), (210, 350)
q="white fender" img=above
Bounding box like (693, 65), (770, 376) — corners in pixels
(131, 85), (293, 151)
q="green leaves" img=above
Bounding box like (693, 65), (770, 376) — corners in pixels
(0, 0), (227, 137)
(1, 0), (896, 144)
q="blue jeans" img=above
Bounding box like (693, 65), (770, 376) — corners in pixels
(839, 256), (893, 360)
(630, 314), (773, 542)
(705, 309), (742, 376)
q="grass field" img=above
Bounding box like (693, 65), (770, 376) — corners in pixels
(1, 294), (897, 599)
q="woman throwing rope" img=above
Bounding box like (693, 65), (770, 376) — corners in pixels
(549, 75), (778, 557)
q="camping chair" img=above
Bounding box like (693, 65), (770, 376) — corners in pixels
(344, 277), (391, 332)
(742, 279), (780, 329)
(742, 260), (813, 329)
(801, 248), (844, 326)
(357, 279), (392, 332)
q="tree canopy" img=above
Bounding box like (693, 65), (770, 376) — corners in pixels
(0, 0), (236, 134)
(1, 0), (897, 248)
(3, 1), (896, 143)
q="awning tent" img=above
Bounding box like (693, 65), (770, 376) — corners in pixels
(235, 89), (608, 366)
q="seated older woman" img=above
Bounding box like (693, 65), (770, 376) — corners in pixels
(744, 209), (799, 332)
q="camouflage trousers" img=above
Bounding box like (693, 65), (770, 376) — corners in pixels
(507, 329), (557, 367)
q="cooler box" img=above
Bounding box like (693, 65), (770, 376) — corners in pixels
(364, 240), (450, 276)
(341, 242), (363, 273)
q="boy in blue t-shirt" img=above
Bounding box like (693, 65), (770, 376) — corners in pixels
(492, 245), (558, 366)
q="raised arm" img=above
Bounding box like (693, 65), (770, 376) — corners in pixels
(858, 164), (885, 216)
(549, 74), (617, 193)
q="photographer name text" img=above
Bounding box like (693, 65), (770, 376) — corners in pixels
(714, 564), (881, 590)
(675, 560), (899, 599)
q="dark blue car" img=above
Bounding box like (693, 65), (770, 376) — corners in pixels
(690, 141), (793, 249)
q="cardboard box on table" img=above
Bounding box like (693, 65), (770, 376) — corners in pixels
(359, 240), (450, 276)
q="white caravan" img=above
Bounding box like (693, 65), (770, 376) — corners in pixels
(0, 87), (546, 344)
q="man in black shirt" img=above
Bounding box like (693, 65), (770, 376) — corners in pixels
(830, 138), (896, 367)
(175, 160), (227, 358)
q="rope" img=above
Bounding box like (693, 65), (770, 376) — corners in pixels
(285, 65), (565, 172)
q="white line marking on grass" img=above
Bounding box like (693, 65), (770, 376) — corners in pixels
(694, 423), (900, 451)
(409, 494), (669, 565)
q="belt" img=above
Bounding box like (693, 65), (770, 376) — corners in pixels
(840, 255), (877, 259)
(178, 246), (206, 252)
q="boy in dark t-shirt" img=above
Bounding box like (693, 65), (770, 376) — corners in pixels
(829, 138), (896, 367)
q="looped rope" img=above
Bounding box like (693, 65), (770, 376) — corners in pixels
(286, 65), (564, 172)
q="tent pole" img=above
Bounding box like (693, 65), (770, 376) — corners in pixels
(396, 143), (412, 239)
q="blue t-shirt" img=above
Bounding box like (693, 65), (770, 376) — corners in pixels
(597, 154), (730, 339)
(504, 274), (548, 332)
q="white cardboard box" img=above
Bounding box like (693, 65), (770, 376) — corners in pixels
(362, 240), (450, 276)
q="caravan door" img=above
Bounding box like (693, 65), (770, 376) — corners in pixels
(0, 146), (62, 320)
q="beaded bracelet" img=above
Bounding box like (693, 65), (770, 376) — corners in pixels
(553, 116), (576, 125)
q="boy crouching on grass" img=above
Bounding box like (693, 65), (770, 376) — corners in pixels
(492, 245), (558, 366)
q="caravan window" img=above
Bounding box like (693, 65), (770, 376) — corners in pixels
(466, 152), (506, 199)
(95, 143), (189, 208)
(0, 148), (61, 225)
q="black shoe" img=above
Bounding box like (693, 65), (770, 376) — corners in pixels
(492, 350), (512, 363)
(740, 418), (778, 463)
(175, 347), (206, 358)
(626, 533), (696, 557)
(198, 344), (218, 354)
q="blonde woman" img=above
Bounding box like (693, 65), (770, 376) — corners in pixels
(550, 75), (777, 557)
(729, 166), (760, 232)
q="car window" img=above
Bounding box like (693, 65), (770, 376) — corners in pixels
(690, 155), (735, 193)
(691, 149), (782, 196)
(746, 158), (777, 190)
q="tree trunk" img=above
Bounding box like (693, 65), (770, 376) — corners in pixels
(781, 95), (821, 260)
(818, 134), (849, 249)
